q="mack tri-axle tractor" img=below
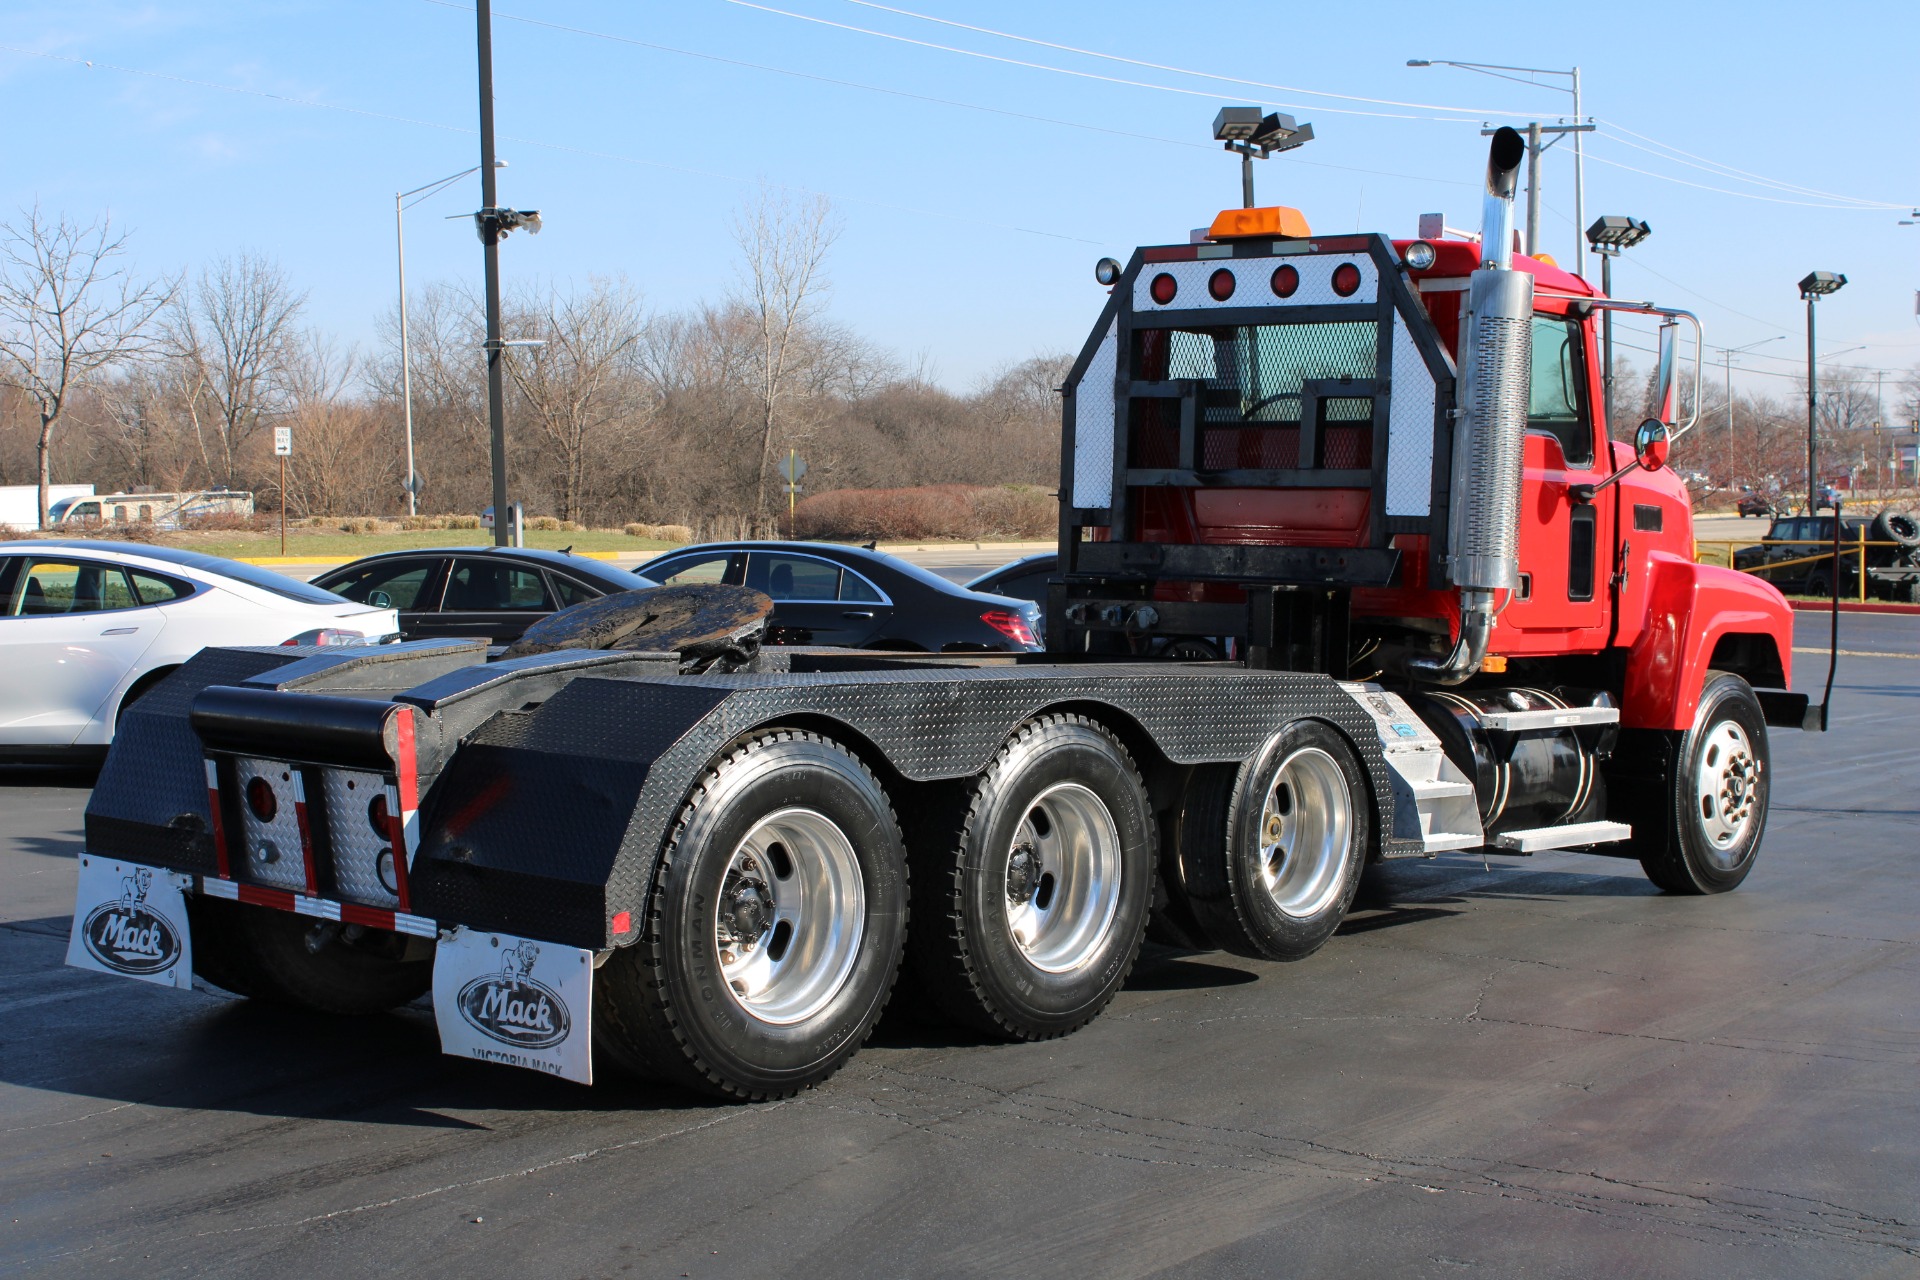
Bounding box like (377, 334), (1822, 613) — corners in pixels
(68, 130), (1808, 1100)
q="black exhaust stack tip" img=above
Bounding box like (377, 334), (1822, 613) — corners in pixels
(1486, 126), (1525, 197)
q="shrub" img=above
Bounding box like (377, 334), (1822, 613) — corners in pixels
(445, 513), (481, 530)
(402, 514), (451, 531)
(525, 515), (562, 531)
(785, 484), (1056, 542)
(624, 522), (694, 542)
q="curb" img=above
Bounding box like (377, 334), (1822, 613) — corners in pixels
(1789, 599), (1920, 615)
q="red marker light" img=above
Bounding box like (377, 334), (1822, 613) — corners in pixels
(246, 776), (278, 824)
(1271, 264), (1299, 298)
(1332, 263), (1362, 297)
(1149, 272), (1178, 305)
(1207, 268), (1236, 301)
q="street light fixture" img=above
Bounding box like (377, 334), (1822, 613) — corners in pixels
(1585, 215), (1651, 426)
(395, 159), (505, 516)
(1798, 271), (1848, 514)
(1412, 58), (1587, 269)
(1212, 106), (1314, 209)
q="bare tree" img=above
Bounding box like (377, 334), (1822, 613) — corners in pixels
(731, 187), (841, 516)
(0, 207), (172, 524)
(501, 278), (651, 523)
(168, 253), (306, 491)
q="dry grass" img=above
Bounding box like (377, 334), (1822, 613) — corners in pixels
(785, 484), (1055, 542)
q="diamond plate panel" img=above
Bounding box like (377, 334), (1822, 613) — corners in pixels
(1071, 319), (1117, 509)
(1134, 254), (1378, 312)
(1386, 310), (1437, 516)
(233, 758), (307, 891)
(318, 768), (400, 907)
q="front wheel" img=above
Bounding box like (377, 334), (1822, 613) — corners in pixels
(594, 730), (908, 1100)
(1637, 672), (1770, 894)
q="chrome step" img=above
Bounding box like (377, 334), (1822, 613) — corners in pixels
(1492, 820), (1634, 853)
(1422, 832), (1485, 852)
(1408, 777), (1476, 800)
(1477, 706), (1620, 733)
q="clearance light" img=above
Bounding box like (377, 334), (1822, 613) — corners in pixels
(1150, 273), (1178, 304)
(1332, 263), (1362, 296)
(1271, 264), (1299, 298)
(1208, 268), (1236, 301)
(246, 776), (278, 824)
(1207, 205), (1313, 241)
(1403, 240), (1437, 270)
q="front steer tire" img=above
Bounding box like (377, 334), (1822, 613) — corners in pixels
(906, 714), (1155, 1041)
(594, 730), (909, 1101)
(1632, 671), (1771, 895)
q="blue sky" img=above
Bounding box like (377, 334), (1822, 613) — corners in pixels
(4, 0), (1916, 401)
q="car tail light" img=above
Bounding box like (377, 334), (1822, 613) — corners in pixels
(1332, 263), (1362, 296)
(1149, 272), (1178, 304)
(1207, 268), (1236, 301)
(981, 610), (1038, 648)
(246, 776), (278, 824)
(1271, 264), (1299, 298)
(283, 628), (368, 647)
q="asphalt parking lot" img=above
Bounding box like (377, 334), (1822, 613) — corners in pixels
(2, 610), (1916, 1277)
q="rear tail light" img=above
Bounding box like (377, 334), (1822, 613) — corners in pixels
(283, 628), (368, 647)
(1149, 272), (1178, 305)
(981, 610), (1038, 648)
(245, 775), (278, 823)
(1207, 268), (1236, 301)
(1331, 263), (1362, 296)
(1271, 264), (1299, 298)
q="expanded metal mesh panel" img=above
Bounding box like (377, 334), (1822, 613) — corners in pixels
(1200, 424), (1298, 469)
(1133, 255), (1378, 311)
(1386, 309), (1438, 516)
(1160, 323), (1377, 425)
(1070, 319), (1118, 508)
(1321, 422), (1373, 469)
(319, 768), (400, 908)
(1447, 270), (1533, 589)
(1128, 399), (1179, 468)
(233, 757), (307, 891)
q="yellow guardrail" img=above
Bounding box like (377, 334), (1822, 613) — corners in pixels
(1694, 536), (1906, 603)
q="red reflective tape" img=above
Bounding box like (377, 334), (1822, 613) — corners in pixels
(611, 911), (631, 935)
(339, 902), (398, 931)
(203, 758), (231, 879)
(291, 772), (318, 897)
(388, 705), (417, 913)
(236, 884), (297, 912)
(1142, 245), (1198, 262)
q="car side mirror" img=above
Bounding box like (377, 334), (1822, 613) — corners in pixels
(1651, 320), (1679, 427)
(367, 590), (393, 609)
(1634, 419), (1670, 471)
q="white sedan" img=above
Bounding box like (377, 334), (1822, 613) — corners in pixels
(0, 540), (397, 760)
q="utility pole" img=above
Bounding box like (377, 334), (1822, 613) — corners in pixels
(395, 192), (417, 518)
(476, 0), (509, 548)
(1482, 121), (1594, 256)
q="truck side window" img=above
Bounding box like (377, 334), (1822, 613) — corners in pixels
(1527, 315), (1593, 468)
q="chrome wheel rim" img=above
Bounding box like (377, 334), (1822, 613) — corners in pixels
(1257, 747), (1352, 918)
(1003, 783), (1122, 974)
(1695, 720), (1759, 863)
(714, 807), (865, 1026)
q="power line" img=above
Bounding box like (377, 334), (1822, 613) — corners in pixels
(1583, 144), (1910, 211)
(832, 0), (1539, 118)
(715, 0), (1505, 122)
(1595, 117), (1909, 210)
(0, 41), (1106, 246)
(444, 2), (1477, 189)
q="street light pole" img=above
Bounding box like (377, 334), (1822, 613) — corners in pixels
(476, 0), (509, 548)
(395, 161), (503, 520)
(1799, 271), (1848, 514)
(1716, 336), (1784, 488)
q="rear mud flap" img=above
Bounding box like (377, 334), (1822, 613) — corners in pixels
(66, 856), (195, 990)
(432, 927), (594, 1085)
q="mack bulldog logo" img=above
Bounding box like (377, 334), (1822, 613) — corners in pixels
(79, 868), (182, 976)
(455, 940), (571, 1050)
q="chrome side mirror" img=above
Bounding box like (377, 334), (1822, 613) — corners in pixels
(1634, 419), (1670, 471)
(1652, 320), (1678, 426)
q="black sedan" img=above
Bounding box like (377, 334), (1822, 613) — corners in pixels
(634, 541), (1041, 652)
(966, 552), (1057, 622)
(312, 547), (657, 643)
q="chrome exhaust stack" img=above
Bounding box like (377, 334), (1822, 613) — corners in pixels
(1413, 127), (1533, 685)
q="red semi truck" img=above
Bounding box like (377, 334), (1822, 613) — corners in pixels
(67, 129), (1808, 1100)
